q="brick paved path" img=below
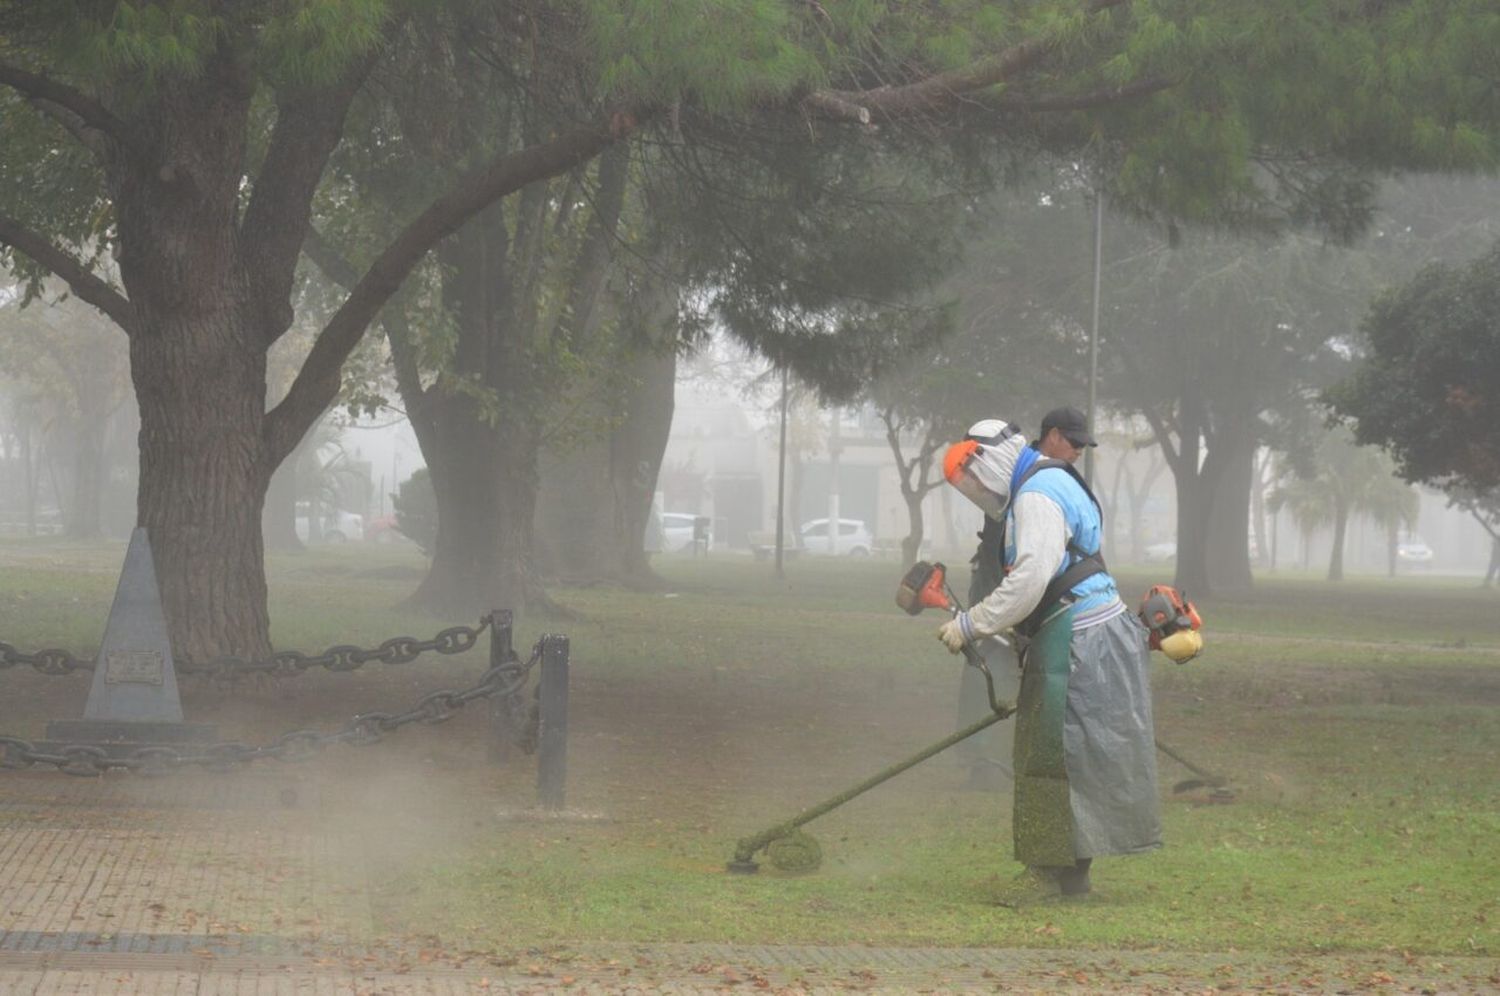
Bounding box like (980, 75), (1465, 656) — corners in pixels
(2, 768), (1495, 994)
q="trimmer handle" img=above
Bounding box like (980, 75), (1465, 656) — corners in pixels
(946, 597), (1008, 716)
(938, 593), (991, 668)
(959, 634), (1009, 717)
(944, 605), (986, 667)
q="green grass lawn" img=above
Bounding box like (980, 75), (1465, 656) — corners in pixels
(1, 541), (1497, 957)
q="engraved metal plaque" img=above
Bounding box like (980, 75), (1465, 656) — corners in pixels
(104, 650), (165, 686)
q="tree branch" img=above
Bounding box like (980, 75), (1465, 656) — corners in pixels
(0, 214), (136, 334)
(380, 302), (437, 450)
(914, 427), (945, 495)
(263, 112), (639, 464)
(558, 144), (631, 348)
(0, 62), (131, 149)
(241, 58), (380, 345)
(300, 225), (360, 288)
(1463, 506), (1500, 543)
(880, 409), (916, 484)
(31, 99), (107, 156)
(1136, 402), (1183, 476)
(1112, 332), (1184, 473)
(301, 224), (437, 446)
(804, 0), (1131, 120)
(802, 91), (873, 126)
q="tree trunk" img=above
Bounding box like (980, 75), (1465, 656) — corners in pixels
(130, 319), (273, 660)
(1172, 466), (1212, 595)
(900, 492), (925, 565)
(1164, 398), (1213, 594)
(109, 56), (283, 659)
(409, 398), (539, 615)
(535, 335), (677, 585)
(1328, 501), (1349, 581)
(1250, 450), (1271, 569)
(611, 345), (676, 581)
(880, 413), (936, 567)
(535, 445), (614, 581)
(1205, 429), (1256, 594)
(397, 198), (552, 616)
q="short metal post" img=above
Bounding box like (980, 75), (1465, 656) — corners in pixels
(537, 634), (569, 810)
(487, 610), (516, 763)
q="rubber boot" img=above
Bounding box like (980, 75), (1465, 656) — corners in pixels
(1056, 857), (1092, 898)
(991, 866), (1062, 908)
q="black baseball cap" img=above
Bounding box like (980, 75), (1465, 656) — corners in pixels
(1040, 406), (1097, 448)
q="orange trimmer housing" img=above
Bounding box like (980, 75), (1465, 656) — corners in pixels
(896, 560), (957, 616)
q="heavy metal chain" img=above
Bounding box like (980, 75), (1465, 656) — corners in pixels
(0, 618), (490, 679)
(0, 642), (544, 777)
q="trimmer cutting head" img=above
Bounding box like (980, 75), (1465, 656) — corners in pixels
(895, 561), (956, 616)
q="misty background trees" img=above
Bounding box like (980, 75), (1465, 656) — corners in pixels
(4, 2), (1500, 656)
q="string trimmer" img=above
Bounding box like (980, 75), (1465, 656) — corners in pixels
(727, 561), (1014, 874)
(1156, 738), (1234, 801)
(1136, 585), (1235, 802)
(727, 562), (1236, 874)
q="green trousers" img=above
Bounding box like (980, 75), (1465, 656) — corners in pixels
(1011, 605), (1077, 867)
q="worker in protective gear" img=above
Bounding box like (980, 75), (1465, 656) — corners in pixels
(952, 405), (1097, 791)
(1035, 405), (1096, 463)
(939, 418), (1161, 903)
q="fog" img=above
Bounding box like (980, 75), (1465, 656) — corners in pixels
(2, 171), (1500, 990)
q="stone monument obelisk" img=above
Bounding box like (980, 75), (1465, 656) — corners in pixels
(44, 528), (215, 752)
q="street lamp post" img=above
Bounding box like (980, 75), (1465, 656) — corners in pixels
(1086, 188), (1103, 487)
(774, 366), (789, 578)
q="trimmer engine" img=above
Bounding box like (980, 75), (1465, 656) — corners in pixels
(895, 560), (958, 615)
(1138, 584), (1204, 663)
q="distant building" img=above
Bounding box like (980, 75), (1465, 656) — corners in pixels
(659, 385), (961, 556)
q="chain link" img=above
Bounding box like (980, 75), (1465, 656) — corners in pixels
(0, 641), (544, 776)
(0, 618), (493, 679)
(0, 644), (88, 675)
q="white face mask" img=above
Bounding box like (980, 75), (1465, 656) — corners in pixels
(953, 468), (1007, 521)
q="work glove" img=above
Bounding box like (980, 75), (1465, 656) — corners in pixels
(936, 612), (973, 654)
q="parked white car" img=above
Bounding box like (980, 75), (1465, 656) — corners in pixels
(295, 504), (364, 543)
(799, 517), (874, 557)
(660, 512), (713, 553)
(1395, 533), (1434, 566)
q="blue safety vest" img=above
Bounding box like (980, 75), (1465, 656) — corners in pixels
(1001, 449), (1117, 631)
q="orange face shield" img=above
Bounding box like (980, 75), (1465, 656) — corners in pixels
(943, 439), (1006, 521)
(943, 439), (980, 485)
